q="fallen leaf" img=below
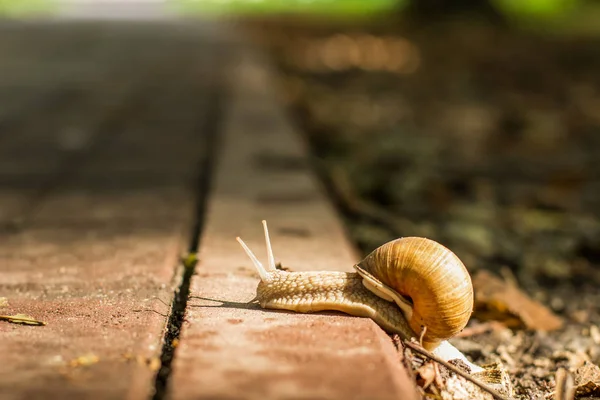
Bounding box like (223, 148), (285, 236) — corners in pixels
(590, 325), (600, 345)
(148, 357), (162, 371)
(416, 361), (438, 389)
(0, 298), (8, 307)
(275, 262), (291, 272)
(0, 313), (46, 326)
(573, 361), (600, 398)
(472, 270), (563, 331)
(69, 353), (99, 367)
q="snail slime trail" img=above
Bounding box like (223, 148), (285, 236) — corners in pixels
(237, 220), (483, 373)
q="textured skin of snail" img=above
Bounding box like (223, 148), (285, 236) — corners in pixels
(255, 270), (415, 337)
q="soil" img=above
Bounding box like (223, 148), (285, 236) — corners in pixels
(242, 15), (600, 399)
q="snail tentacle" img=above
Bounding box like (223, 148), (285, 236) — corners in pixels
(261, 220), (277, 271)
(236, 221), (279, 281)
(236, 236), (271, 281)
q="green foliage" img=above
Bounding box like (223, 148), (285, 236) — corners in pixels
(0, 0), (55, 16)
(172, 0), (405, 16)
(492, 0), (580, 18)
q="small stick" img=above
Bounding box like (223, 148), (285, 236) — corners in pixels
(553, 368), (575, 400)
(455, 321), (504, 338)
(0, 314), (46, 326)
(403, 340), (514, 400)
(328, 166), (405, 235)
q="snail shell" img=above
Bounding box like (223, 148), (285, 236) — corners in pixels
(355, 237), (474, 348)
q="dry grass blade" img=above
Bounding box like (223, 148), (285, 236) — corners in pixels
(0, 314), (46, 326)
(403, 340), (514, 400)
(554, 368), (575, 400)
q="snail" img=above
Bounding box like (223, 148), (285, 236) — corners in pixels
(236, 220), (482, 372)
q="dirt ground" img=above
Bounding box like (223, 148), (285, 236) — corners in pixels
(243, 15), (600, 399)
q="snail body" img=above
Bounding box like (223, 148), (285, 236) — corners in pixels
(253, 269), (415, 337)
(236, 221), (478, 370)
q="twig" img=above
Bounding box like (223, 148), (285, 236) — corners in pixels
(0, 314), (46, 326)
(131, 309), (168, 317)
(392, 335), (417, 383)
(328, 165), (405, 235)
(455, 321), (505, 338)
(150, 296), (172, 308)
(403, 340), (514, 400)
(553, 368), (575, 400)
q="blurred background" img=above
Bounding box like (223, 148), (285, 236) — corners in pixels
(2, 0), (599, 311)
(2, 1), (600, 394)
(2, 2), (599, 298)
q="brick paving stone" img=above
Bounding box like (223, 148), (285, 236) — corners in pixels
(0, 22), (220, 400)
(169, 48), (418, 400)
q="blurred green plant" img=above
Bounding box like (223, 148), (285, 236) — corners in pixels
(0, 0), (597, 36)
(493, 0), (580, 17)
(493, 0), (600, 36)
(172, 0), (405, 16)
(0, 0), (55, 16)
(172, 0), (599, 35)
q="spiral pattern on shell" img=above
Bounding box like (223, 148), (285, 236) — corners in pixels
(356, 237), (473, 348)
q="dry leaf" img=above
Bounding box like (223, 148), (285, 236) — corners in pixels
(275, 262), (291, 272)
(416, 361), (438, 389)
(590, 325), (600, 345)
(0, 297), (8, 307)
(69, 353), (99, 367)
(472, 270), (563, 331)
(0, 313), (46, 326)
(148, 357), (162, 372)
(573, 361), (600, 397)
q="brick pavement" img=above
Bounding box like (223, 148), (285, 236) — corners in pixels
(0, 22), (219, 400)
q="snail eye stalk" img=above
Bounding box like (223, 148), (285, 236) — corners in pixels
(262, 220), (277, 272)
(236, 236), (269, 281)
(236, 220), (277, 282)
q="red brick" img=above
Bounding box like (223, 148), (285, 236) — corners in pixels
(0, 23), (214, 400)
